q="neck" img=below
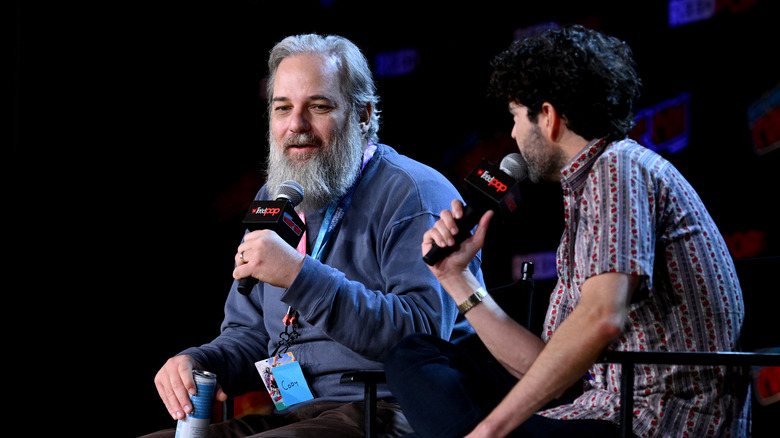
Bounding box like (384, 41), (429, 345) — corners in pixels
(557, 129), (593, 164)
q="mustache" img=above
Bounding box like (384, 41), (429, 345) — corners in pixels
(283, 132), (322, 149)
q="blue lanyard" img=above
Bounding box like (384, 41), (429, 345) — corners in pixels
(277, 181), (359, 336)
(309, 142), (376, 261)
(310, 178), (359, 261)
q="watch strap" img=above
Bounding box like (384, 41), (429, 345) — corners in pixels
(457, 287), (488, 314)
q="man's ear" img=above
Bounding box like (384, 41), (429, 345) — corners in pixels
(359, 103), (374, 133)
(539, 102), (563, 141)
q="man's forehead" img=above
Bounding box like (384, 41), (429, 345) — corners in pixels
(508, 101), (527, 113)
(273, 54), (342, 102)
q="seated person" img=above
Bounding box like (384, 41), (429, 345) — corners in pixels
(144, 33), (481, 438)
(385, 25), (750, 438)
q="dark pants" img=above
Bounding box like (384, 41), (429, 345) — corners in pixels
(384, 334), (622, 438)
(140, 400), (412, 438)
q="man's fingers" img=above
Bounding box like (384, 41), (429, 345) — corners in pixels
(154, 356), (197, 420)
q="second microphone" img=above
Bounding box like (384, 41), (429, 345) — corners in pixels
(423, 153), (527, 266)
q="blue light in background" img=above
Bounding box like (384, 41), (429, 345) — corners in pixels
(375, 48), (421, 78)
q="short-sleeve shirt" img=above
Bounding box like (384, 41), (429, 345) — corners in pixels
(538, 139), (750, 437)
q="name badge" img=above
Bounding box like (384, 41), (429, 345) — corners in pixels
(254, 353), (314, 409)
(272, 361), (314, 406)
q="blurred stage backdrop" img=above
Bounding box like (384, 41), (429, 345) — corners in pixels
(18, 0), (777, 435)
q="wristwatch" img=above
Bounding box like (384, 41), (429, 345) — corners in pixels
(457, 287), (488, 314)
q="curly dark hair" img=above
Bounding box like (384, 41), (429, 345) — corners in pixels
(489, 24), (641, 142)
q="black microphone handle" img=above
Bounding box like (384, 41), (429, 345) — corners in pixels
(235, 182), (304, 296)
(237, 276), (258, 295)
(423, 203), (482, 266)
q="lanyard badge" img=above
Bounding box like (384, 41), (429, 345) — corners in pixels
(255, 144), (377, 408)
(271, 306), (300, 358)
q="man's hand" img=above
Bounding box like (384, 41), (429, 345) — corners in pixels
(233, 229), (305, 289)
(422, 199), (494, 284)
(154, 355), (227, 420)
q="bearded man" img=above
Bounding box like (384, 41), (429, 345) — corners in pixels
(145, 34), (481, 438)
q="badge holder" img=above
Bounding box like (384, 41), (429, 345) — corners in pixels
(254, 307), (314, 410)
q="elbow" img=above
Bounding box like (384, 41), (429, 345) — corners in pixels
(592, 311), (626, 345)
(578, 300), (626, 345)
(597, 319), (623, 342)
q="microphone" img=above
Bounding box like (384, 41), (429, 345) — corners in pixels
(236, 180), (306, 295)
(423, 153), (527, 266)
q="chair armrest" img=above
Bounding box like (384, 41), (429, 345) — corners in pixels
(340, 369), (387, 385)
(598, 350), (780, 366)
(340, 370), (386, 438)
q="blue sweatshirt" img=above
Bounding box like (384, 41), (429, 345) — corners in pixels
(181, 144), (481, 407)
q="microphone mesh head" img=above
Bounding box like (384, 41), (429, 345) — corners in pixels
(276, 180), (305, 207)
(500, 153), (528, 182)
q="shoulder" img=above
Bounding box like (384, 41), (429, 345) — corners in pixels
(360, 144), (462, 213)
(373, 144), (450, 180)
(369, 144), (459, 194)
(592, 139), (676, 183)
(254, 184), (272, 201)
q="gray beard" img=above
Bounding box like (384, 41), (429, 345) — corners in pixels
(265, 118), (365, 213)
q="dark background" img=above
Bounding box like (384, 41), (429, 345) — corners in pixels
(14, 0), (778, 435)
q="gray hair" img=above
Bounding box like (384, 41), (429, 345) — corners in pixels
(267, 34), (380, 143)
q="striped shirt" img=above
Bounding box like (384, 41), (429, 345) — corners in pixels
(538, 139), (751, 437)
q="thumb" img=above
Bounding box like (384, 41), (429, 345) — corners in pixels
(471, 210), (494, 247)
(216, 385), (229, 402)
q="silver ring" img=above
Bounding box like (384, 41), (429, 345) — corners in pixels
(239, 251), (245, 262)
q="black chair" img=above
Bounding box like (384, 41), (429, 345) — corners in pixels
(340, 262), (536, 438)
(597, 350), (780, 438)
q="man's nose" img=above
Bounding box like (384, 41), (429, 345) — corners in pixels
(289, 108), (312, 133)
